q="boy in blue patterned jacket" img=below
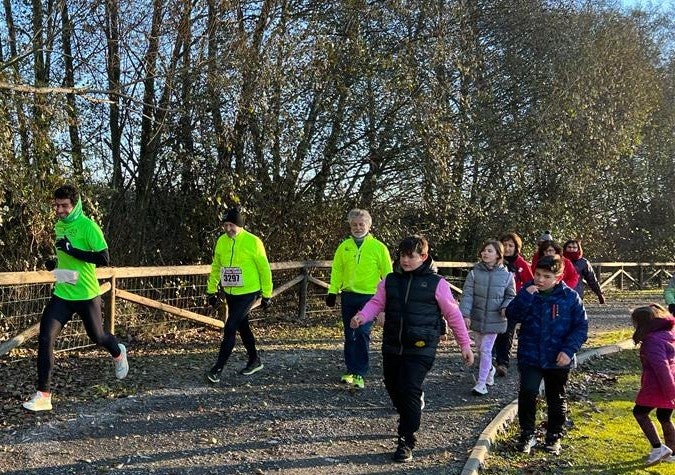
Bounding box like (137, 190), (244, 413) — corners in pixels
(505, 255), (588, 455)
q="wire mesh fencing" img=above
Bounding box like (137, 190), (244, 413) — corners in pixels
(1, 261), (672, 358)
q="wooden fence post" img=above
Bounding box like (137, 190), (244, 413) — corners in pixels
(298, 265), (308, 320)
(104, 275), (116, 334)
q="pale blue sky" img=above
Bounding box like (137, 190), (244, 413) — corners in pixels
(619, 0), (670, 10)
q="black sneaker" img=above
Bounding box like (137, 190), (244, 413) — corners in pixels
(544, 435), (562, 455)
(240, 357), (263, 375)
(205, 369), (221, 384)
(392, 436), (414, 463)
(517, 433), (537, 454)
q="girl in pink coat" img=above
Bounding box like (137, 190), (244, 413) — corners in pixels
(632, 304), (675, 466)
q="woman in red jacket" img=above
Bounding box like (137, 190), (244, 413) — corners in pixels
(530, 240), (579, 290)
(494, 232), (534, 376)
(631, 304), (675, 466)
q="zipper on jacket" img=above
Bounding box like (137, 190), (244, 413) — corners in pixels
(225, 236), (236, 294)
(397, 274), (413, 355)
(483, 269), (493, 333)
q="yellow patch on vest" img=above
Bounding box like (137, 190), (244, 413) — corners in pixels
(414, 340), (426, 347)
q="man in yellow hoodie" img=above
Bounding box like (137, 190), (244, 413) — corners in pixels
(326, 209), (392, 389)
(205, 207), (273, 383)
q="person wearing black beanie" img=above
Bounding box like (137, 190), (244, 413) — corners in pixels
(204, 206), (273, 382)
(223, 207), (245, 227)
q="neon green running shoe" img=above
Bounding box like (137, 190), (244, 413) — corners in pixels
(352, 375), (365, 389)
(340, 373), (354, 384)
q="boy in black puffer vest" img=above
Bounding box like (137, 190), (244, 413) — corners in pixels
(351, 235), (474, 462)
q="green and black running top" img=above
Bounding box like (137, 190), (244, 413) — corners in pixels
(53, 197), (108, 301)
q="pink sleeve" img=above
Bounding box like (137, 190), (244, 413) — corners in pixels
(436, 279), (472, 350)
(357, 279), (387, 322)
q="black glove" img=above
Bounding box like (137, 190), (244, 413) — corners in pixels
(597, 294), (605, 305)
(45, 258), (57, 271)
(55, 236), (73, 253)
(325, 293), (337, 307)
(669, 303), (675, 316)
(261, 297), (271, 310)
(207, 293), (220, 309)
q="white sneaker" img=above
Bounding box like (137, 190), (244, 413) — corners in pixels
(486, 366), (496, 386)
(22, 391), (52, 412)
(114, 343), (129, 379)
(647, 444), (672, 465)
(472, 382), (488, 395)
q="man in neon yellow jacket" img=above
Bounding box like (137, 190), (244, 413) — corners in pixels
(326, 209), (392, 389)
(205, 207), (273, 383)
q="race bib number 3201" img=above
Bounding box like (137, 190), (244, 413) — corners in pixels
(220, 267), (244, 287)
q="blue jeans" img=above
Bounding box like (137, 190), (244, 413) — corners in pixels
(341, 292), (373, 377)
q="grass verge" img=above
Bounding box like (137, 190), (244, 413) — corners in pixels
(482, 348), (675, 475)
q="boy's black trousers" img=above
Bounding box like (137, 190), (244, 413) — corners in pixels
(517, 364), (570, 437)
(382, 352), (435, 441)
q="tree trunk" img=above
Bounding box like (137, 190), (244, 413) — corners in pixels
(105, 0), (123, 193)
(60, 0), (83, 176)
(206, 0), (228, 171)
(136, 0), (164, 210)
(3, 0), (29, 164)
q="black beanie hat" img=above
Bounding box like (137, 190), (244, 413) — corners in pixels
(223, 207), (245, 227)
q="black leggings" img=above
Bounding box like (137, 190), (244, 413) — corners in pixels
(211, 291), (259, 372)
(633, 405), (675, 448)
(37, 295), (121, 392)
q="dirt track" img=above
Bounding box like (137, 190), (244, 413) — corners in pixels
(0, 298), (639, 474)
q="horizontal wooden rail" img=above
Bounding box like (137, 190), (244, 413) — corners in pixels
(115, 289), (224, 330)
(1, 261), (674, 286)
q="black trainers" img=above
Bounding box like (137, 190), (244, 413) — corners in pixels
(240, 357), (263, 375)
(205, 369), (221, 384)
(517, 433), (537, 454)
(544, 434), (562, 455)
(392, 436), (414, 463)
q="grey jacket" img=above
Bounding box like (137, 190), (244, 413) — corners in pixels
(460, 262), (516, 334)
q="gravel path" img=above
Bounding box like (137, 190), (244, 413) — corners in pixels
(0, 298), (640, 475)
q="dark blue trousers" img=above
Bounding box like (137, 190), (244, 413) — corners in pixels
(340, 292), (373, 376)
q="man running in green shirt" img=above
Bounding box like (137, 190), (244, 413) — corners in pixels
(22, 184), (128, 412)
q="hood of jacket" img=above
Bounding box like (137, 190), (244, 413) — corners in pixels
(61, 195), (84, 224)
(647, 316), (675, 335)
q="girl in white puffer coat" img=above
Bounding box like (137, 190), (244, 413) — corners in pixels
(460, 240), (516, 395)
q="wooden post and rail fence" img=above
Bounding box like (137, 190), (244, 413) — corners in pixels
(0, 261), (672, 358)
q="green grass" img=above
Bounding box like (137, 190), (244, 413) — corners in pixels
(483, 349), (675, 474)
(586, 329), (634, 348)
